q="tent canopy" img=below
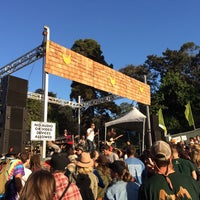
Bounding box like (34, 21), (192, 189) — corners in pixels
(105, 107), (146, 131)
(104, 107), (146, 151)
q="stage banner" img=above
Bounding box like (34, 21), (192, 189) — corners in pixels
(45, 40), (150, 105)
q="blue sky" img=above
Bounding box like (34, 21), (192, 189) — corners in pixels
(1, 0), (200, 105)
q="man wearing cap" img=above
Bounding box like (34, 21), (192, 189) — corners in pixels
(138, 140), (200, 200)
(49, 153), (82, 200)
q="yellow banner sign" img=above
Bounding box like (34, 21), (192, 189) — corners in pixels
(45, 40), (150, 105)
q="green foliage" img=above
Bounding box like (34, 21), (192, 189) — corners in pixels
(145, 42), (200, 133)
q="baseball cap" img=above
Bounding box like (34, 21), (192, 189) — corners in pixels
(150, 140), (172, 161)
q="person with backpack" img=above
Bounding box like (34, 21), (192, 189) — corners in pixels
(138, 140), (200, 200)
(0, 151), (25, 200)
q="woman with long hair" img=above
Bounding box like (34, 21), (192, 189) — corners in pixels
(20, 170), (56, 200)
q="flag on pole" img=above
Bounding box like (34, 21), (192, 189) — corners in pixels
(184, 101), (195, 127)
(158, 108), (167, 135)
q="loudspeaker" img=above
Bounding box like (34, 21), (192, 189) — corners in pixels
(150, 115), (163, 142)
(2, 106), (27, 130)
(1, 75), (28, 107)
(0, 129), (26, 154)
(0, 106), (27, 154)
(0, 75), (28, 154)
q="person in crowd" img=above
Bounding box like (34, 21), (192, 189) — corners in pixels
(190, 143), (200, 184)
(101, 144), (119, 163)
(90, 150), (99, 162)
(171, 143), (197, 180)
(75, 152), (98, 200)
(0, 150), (25, 200)
(125, 145), (145, 185)
(47, 140), (61, 154)
(122, 140), (132, 160)
(139, 149), (155, 180)
(94, 154), (112, 200)
(113, 147), (124, 160)
(86, 123), (98, 152)
(138, 140), (200, 200)
(79, 135), (87, 147)
(65, 153), (77, 183)
(18, 152), (32, 186)
(64, 129), (74, 146)
(19, 169), (56, 200)
(30, 154), (42, 172)
(104, 160), (140, 200)
(75, 144), (85, 159)
(49, 152), (82, 200)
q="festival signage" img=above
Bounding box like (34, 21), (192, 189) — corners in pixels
(31, 121), (56, 141)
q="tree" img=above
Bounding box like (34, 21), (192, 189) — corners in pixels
(144, 42), (200, 132)
(70, 39), (121, 137)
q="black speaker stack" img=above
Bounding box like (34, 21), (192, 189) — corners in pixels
(0, 75), (28, 154)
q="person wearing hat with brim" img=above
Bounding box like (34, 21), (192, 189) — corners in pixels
(104, 160), (140, 200)
(49, 152), (82, 200)
(138, 140), (200, 200)
(75, 152), (98, 200)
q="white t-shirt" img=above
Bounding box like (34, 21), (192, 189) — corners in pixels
(21, 167), (32, 186)
(87, 128), (95, 142)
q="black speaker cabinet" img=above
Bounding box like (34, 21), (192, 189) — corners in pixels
(0, 129), (26, 154)
(0, 75), (28, 154)
(2, 106), (27, 130)
(0, 106), (27, 154)
(1, 75), (28, 107)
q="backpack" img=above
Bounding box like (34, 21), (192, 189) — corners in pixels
(0, 159), (12, 195)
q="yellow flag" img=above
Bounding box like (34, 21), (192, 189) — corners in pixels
(185, 101), (195, 127)
(158, 108), (167, 135)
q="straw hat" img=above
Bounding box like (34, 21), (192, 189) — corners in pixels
(75, 152), (94, 167)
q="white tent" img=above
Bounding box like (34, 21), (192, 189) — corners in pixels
(105, 107), (146, 151)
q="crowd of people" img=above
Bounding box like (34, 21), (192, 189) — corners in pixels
(0, 127), (200, 199)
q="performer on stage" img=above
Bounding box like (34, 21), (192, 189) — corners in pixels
(86, 123), (98, 152)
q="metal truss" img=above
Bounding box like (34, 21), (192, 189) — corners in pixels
(0, 44), (44, 78)
(82, 94), (121, 108)
(0, 41), (121, 108)
(27, 92), (121, 108)
(27, 92), (81, 108)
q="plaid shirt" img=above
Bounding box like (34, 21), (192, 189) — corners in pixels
(53, 172), (82, 200)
